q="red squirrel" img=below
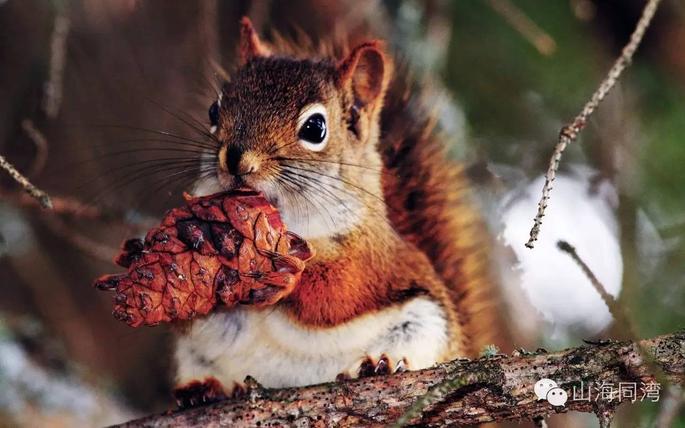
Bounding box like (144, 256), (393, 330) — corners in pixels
(173, 18), (505, 406)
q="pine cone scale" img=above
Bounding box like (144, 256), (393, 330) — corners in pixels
(94, 189), (313, 327)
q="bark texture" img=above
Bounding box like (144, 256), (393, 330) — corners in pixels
(114, 332), (685, 427)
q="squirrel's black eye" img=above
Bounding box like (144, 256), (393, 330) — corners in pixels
(297, 104), (329, 152)
(208, 101), (220, 127)
(298, 114), (327, 144)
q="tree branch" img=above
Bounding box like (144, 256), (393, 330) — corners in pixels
(0, 153), (52, 209)
(485, 0), (557, 56)
(113, 332), (685, 427)
(526, 0), (661, 249)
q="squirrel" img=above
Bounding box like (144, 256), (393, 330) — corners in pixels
(173, 17), (506, 406)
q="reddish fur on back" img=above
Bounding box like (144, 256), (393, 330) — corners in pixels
(379, 66), (510, 356)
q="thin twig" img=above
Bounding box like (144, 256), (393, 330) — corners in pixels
(557, 241), (624, 323)
(526, 0), (662, 249)
(557, 240), (667, 386)
(42, 216), (117, 263)
(0, 154), (52, 208)
(43, 9), (70, 118)
(6, 192), (104, 219)
(23, 194), (102, 219)
(485, 0), (557, 56)
(0, 189), (156, 229)
(20, 119), (49, 177)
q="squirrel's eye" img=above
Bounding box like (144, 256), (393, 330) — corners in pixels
(297, 104), (329, 152)
(299, 114), (326, 143)
(208, 101), (220, 127)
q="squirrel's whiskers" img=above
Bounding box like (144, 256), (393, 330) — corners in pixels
(173, 17), (505, 402)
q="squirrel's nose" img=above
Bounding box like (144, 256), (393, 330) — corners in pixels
(221, 146), (261, 177)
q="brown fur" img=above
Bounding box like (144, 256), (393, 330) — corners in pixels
(379, 65), (508, 355)
(285, 209), (465, 353)
(209, 18), (505, 359)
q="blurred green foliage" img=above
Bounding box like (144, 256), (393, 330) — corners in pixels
(443, 3), (684, 424)
(445, 0), (685, 337)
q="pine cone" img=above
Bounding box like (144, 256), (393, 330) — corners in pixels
(94, 189), (313, 327)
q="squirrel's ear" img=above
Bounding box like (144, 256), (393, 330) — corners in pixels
(239, 17), (271, 65)
(337, 41), (390, 108)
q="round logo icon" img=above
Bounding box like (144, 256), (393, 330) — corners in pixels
(546, 387), (568, 406)
(534, 378), (558, 400)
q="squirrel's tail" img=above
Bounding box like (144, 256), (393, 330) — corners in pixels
(379, 66), (510, 356)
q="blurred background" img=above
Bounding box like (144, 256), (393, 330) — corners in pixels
(0, 0), (683, 426)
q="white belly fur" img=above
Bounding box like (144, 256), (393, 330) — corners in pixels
(175, 297), (449, 390)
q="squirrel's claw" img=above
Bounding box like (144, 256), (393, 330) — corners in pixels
(258, 249), (306, 274)
(341, 354), (409, 380)
(173, 377), (227, 409)
(243, 270), (298, 306)
(359, 355), (393, 377)
(235, 247), (305, 306)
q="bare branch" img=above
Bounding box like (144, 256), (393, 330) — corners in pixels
(0, 154), (52, 209)
(557, 239), (669, 392)
(485, 0), (557, 56)
(43, 9), (70, 118)
(42, 215), (117, 264)
(20, 119), (49, 177)
(11, 193), (105, 219)
(526, 0), (662, 249)
(113, 332), (685, 427)
(556, 241), (626, 326)
(0, 189), (158, 231)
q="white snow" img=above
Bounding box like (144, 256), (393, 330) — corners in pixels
(499, 166), (623, 337)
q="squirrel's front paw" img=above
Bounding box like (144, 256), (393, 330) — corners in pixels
(339, 354), (409, 380)
(173, 377), (227, 409)
(234, 250), (306, 307)
(218, 233), (312, 308)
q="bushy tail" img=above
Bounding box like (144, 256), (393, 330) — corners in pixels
(379, 66), (510, 356)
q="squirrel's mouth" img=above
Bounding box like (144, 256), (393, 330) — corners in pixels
(200, 169), (355, 241)
(255, 184), (282, 213)
(215, 172), (284, 212)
